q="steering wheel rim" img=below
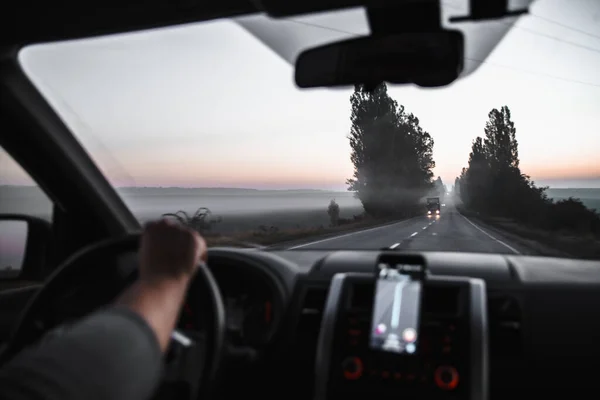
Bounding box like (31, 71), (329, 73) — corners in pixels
(0, 233), (226, 399)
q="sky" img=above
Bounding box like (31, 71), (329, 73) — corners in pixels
(1, 0), (600, 190)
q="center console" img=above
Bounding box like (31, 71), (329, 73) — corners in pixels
(315, 272), (488, 400)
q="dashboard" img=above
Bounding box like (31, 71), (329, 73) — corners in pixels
(182, 248), (600, 400)
(29, 246), (600, 399)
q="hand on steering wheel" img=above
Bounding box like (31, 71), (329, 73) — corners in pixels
(1, 223), (226, 400)
(140, 218), (205, 282)
(117, 219), (208, 353)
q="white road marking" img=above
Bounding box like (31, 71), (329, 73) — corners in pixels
(460, 214), (521, 254)
(290, 216), (421, 249)
(390, 242), (401, 249)
(422, 226), (427, 230)
(410, 232), (418, 237)
(432, 233), (437, 236)
(391, 278), (409, 328)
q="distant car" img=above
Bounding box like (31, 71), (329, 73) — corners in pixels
(426, 197), (441, 216)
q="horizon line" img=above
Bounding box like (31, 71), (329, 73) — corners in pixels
(2, 184), (600, 190)
(0, 184), (354, 191)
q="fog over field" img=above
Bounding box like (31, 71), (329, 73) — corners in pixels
(1, 186), (599, 233)
(119, 187), (365, 232)
(118, 187), (363, 217)
(2, 184), (600, 271)
(0, 186), (365, 232)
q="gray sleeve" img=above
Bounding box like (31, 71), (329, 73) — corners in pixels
(0, 307), (163, 400)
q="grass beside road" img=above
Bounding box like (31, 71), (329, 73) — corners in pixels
(457, 205), (600, 259)
(203, 215), (402, 248)
(139, 204), (411, 248)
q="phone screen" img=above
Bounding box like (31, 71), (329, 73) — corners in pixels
(369, 260), (425, 354)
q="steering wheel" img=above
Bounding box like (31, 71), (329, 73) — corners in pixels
(0, 233), (226, 400)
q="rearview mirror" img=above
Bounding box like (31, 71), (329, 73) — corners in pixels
(0, 215), (51, 280)
(295, 30), (464, 89)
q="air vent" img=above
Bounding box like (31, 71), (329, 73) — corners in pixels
(290, 287), (328, 378)
(301, 286), (328, 315)
(294, 286), (328, 356)
(297, 287), (328, 336)
(487, 294), (523, 358)
(288, 287), (328, 400)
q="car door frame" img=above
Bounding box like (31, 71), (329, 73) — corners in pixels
(0, 50), (143, 343)
(0, 53), (141, 268)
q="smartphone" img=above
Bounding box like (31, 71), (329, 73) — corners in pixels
(369, 258), (426, 354)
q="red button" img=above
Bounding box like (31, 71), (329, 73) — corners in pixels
(342, 357), (363, 380)
(434, 366), (459, 390)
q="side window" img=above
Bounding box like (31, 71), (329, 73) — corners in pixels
(0, 147), (52, 276)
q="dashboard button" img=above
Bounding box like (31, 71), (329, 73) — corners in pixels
(342, 357), (363, 380)
(434, 366), (459, 390)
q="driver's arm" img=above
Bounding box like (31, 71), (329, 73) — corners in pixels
(0, 219), (204, 400)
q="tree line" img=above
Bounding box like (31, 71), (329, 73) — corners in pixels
(455, 106), (600, 236)
(344, 84), (599, 239)
(346, 83), (442, 217)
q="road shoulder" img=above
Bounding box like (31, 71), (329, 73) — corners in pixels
(267, 217), (418, 249)
(456, 209), (571, 258)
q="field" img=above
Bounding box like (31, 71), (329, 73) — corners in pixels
(2, 186), (600, 229)
(0, 186), (365, 233)
(121, 187), (368, 233)
(2, 185), (600, 269)
(545, 188), (600, 212)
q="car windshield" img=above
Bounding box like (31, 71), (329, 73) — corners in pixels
(12, 2), (600, 257)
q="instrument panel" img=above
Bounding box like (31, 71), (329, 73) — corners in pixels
(178, 257), (284, 348)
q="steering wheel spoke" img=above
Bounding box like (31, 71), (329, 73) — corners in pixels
(159, 331), (208, 400)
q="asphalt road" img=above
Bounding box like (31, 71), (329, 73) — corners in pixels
(290, 199), (524, 254)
